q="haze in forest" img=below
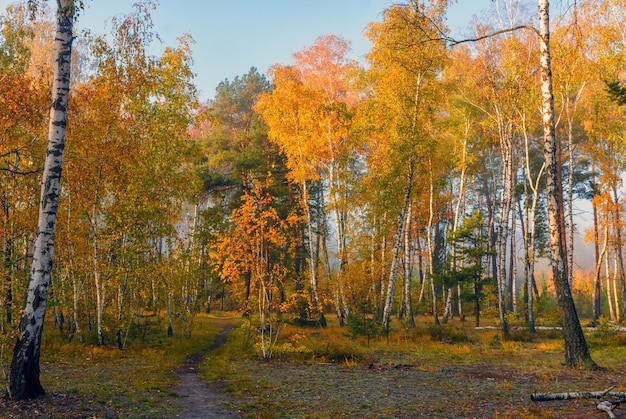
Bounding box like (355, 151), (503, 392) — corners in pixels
(4, 0), (626, 410)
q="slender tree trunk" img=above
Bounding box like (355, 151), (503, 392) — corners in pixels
(564, 85), (585, 289)
(382, 161), (414, 333)
(556, 141), (569, 284)
(480, 163), (498, 293)
(402, 202), (415, 327)
(322, 232), (342, 324)
(496, 123), (513, 334)
(93, 239), (104, 345)
(9, 0), (74, 399)
(377, 234), (387, 321)
(415, 232), (426, 311)
(301, 181), (319, 308)
(591, 162), (601, 321)
(537, 0), (595, 369)
(611, 187), (626, 319)
(72, 273), (82, 342)
(520, 112), (544, 331)
(509, 184), (517, 313)
(455, 125), (469, 321)
(91, 168), (104, 345)
(612, 251), (621, 322)
(606, 229), (616, 321)
(427, 159), (440, 326)
(595, 225), (609, 321)
(329, 160), (349, 321)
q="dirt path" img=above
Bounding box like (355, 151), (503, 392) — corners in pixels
(174, 322), (241, 419)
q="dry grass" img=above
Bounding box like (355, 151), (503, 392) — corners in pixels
(1, 312), (236, 418)
(203, 314), (626, 418)
(2, 312), (624, 418)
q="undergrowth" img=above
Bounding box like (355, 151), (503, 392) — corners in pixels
(198, 313), (626, 418)
(3, 312), (235, 418)
(3, 311), (624, 418)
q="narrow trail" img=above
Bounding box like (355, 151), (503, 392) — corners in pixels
(174, 320), (241, 419)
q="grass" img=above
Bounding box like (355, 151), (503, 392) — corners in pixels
(2, 311), (624, 418)
(1, 312), (237, 418)
(198, 314), (626, 418)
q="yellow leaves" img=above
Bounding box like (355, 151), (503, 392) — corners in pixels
(212, 177), (297, 297)
(255, 36), (358, 190)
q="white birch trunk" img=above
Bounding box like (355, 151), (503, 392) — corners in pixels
(381, 161), (414, 333)
(93, 238), (104, 345)
(521, 111), (545, 331)
(496, 121), (513, 333)
(611, 187), (626, 320)
(510, 189), (517, 313)
(9, 0), (74, 399)
(402, 202), (414, 326)
(606, 229), (615, 321)
(564, 84), (585, 287)
(427, 159), (440, 325)
(595, 225), (608, 320)
(329, 147), (349, 319)
(453, 127), (469, 320)
(537, 0), (595, 368)
(301, 181), (319, 304)
(611, 250), (621, 322)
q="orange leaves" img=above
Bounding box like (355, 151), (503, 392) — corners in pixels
(293, 34), (358, 107)
(255, 65), (320, 184)
(255, 35), (358, 187)
(213, 177), (300, 303)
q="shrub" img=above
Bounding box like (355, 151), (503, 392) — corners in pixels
(346, 312), (381, 343)
(427, 325), (470, 344)
(594, 316), (619, 338)
(309, 340), (367, 364)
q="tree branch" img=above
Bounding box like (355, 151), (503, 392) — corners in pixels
(446, 25), (539, 47)
(0, 167), (43, 175)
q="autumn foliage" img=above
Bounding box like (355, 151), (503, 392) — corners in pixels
(0, 0), (625, 371)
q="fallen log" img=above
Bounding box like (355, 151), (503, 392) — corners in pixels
(531, 387), (626, 418)
(531, 386), (626, 401)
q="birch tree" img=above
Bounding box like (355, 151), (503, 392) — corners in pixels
(9, 0), (76, 400)
(255, 64), (325, 319)
(537, 0), (595, 369)
(363, 0), (449, 332)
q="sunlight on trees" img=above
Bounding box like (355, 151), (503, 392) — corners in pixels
(4, 0), (626, 395)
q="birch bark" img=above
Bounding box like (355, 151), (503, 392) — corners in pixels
(9, 0), (74, 399)
(520, 112), (545, 332)
(381, 161), (414, 333)
(537, 0), (595, 369)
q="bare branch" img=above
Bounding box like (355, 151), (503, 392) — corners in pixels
(447, 25), (539, 47)
(0, 167), (43, 175)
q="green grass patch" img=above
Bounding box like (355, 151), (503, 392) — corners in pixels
(0, 312), (238, 418)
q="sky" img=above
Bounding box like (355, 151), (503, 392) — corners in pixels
(0, 0), (495, 101)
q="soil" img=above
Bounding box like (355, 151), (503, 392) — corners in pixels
(2, 323), (624, 418)
(229, 358), (626, 418)
(0, 322), (241, 419)
(172, 323), (241, 419)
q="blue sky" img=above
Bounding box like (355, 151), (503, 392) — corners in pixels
(1, 0), (494, 101)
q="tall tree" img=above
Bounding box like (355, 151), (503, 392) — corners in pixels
(362, 0), (450, 331)
(537, 0), (595, 369)
(9, 0), (76, 399)
(255, 64), (323, 315)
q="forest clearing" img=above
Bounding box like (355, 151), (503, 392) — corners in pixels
(1, 313), (626, 418)
(3, 0), (626, 414)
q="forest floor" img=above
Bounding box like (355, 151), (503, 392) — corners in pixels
(171, 319), (241, 418)
(0, 314), (625, 418)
